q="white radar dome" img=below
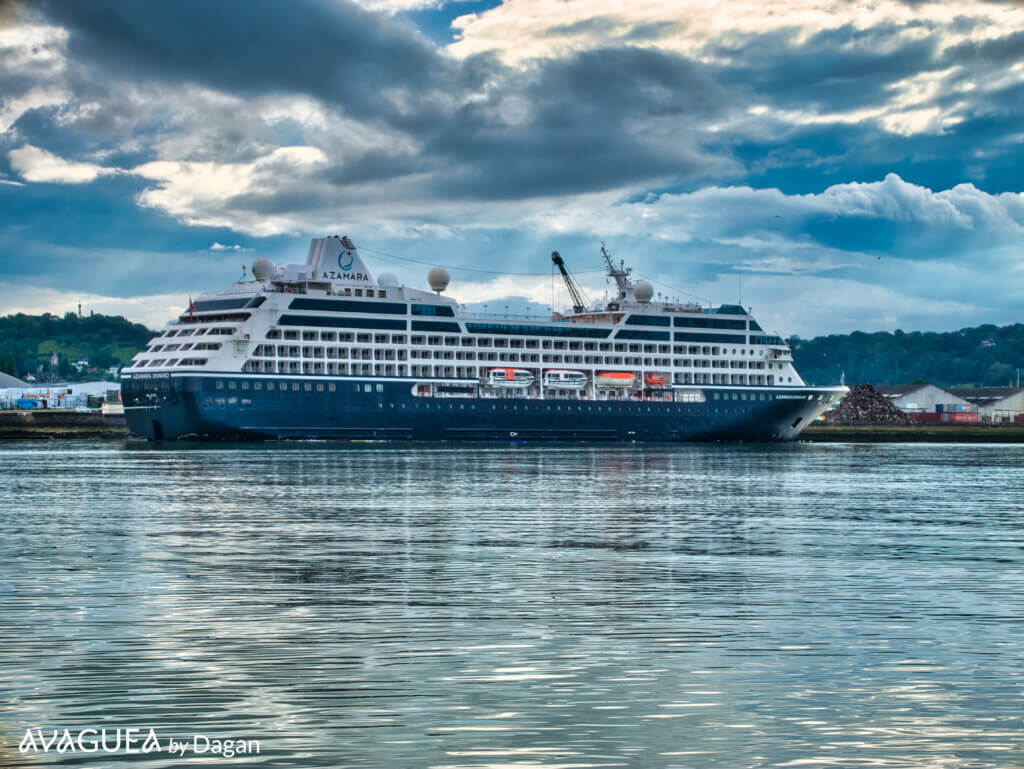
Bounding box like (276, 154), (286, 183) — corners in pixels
(378, 272), (399, 287)
(251, 257), (275, 281)
(427, 266), (450, 294)
(634, 280), (654, 303)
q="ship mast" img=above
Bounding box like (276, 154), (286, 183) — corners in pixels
(600, 243), (633, 300)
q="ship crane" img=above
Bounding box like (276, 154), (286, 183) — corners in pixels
(551, 251), (590, 314)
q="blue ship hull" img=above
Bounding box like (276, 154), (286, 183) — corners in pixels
(122, 373), (836, 442)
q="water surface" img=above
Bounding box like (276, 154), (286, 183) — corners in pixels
(2, 441), (1023, 768)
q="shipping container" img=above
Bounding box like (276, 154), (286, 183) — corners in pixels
(942, 412), (979, 423)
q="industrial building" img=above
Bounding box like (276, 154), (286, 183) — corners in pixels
(875, 384), (977, 422)
(0, 380), (121, 411)
(948, 387), (1024, 423)
(0, 372), (28, 389)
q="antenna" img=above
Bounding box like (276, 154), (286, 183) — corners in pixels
(600, 242), (632, 298)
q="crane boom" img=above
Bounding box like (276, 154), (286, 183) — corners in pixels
(551, 251), (589, 314)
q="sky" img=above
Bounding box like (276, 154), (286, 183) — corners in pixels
(1, 0), (1023, 337)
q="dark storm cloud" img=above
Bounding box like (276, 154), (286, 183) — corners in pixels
(947, 29), (1024, 65)
(25, 0), (735, 204)
(537, 46), (724, 117)
(37, 0), (449, 122)
(319, 149), (428, 186)
(0, 178), (234, 294)
(426, 46), (731, 199)
(727, 54), (1024, 198)
(712, 23), (941, 112)
(34, 0), (1021, 217)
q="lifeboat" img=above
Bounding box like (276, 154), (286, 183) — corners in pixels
(595, 371), (635, 388)
(543, 369), (587, 389)
(644, 373), (669, 387)
(488, 367), (535, 388)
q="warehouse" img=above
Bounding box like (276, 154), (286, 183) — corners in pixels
(947, 387), (1024, 423)
(875, 384), (975, 416)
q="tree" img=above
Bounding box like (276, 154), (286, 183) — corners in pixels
(984, 362), (1014, 387)
(90, 347), (115, 370)
(0, 349), (16, 377)
(57, 355), (73, 380)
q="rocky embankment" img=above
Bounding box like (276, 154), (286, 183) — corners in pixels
(826, 384), (912, 425)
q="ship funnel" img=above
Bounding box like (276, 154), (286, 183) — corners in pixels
(304, 235), (374, 284)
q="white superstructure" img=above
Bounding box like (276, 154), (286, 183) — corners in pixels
(124, 235), (805, 401)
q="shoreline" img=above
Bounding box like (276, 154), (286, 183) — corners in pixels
(801, 424), (1024, 442)
(3, 411), (1024, 443)
(0, 409), (130, 440)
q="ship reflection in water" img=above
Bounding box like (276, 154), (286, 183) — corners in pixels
(2, 441), (1024, 768)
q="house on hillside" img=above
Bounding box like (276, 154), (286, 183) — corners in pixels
(947, 387), (1024, 423)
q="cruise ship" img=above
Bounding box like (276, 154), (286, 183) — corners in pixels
(121, 236), (846, 441)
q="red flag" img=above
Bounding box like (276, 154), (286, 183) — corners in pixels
(188, 296), (194, 319)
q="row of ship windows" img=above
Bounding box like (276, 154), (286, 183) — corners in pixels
(135, 358), (209, 368)
(263, 326), (781, 345)
(155, 324), (785, 352)
(250, 345), (779, 370)
(159, 327), (235, 338)
(207, 397), (774, 413)
(146, 342), (222, 353)
(210, 380), (818, 399)
(291, 297), (757, 328)
(279, 320), (768, 345)
(215, 380), (373, 392)
(238, 361), (787, 385)
(188, 293), (763, 329)
(257, 333), (770, 357)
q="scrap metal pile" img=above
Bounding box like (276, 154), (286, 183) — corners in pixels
(827, 384), (912, 425)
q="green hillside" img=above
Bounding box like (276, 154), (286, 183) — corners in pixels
(791, 323), (1024, 387)
(0, 313), (155, 382)
(1, 311), (1020, 388)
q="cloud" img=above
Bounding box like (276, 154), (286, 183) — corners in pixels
(0, 21), (69, 132)
(448, 0), (1024, 144)
(8, 144), (119, 183)
(0, 280), (183, 330)
(516, 174), (1024, 257)
(352, 0), (450, 11)
(3, 0), (1024, 338)
(448, 0), (1024, 65)
(37, 0), (449, 121)
(713, 272), (988, 337)
(208, 242), (251, 251)
(133, 146), (329, 234)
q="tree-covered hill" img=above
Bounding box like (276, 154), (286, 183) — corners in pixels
(791, 323), (1024, 387)
(1, 311), (1021, 388)
(0, 313), (155, 382)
